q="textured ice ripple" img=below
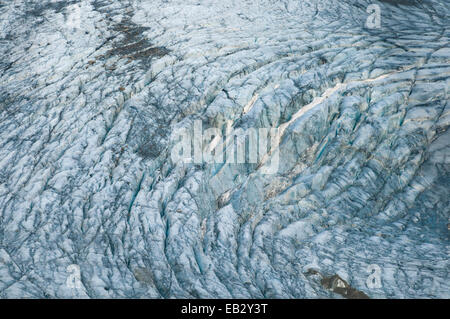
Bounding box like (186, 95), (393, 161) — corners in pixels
(0, 0), (449, 298)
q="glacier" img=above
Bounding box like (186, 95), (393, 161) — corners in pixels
(0, 0), (449, 298)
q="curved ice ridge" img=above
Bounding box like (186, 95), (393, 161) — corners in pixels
(0, 0), (449, 298)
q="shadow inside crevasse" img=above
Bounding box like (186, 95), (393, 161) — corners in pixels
(378, 0), (420, 6)
(26, 0), (79, 17)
